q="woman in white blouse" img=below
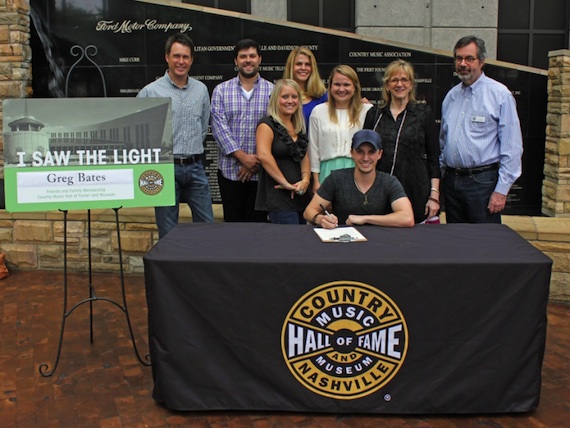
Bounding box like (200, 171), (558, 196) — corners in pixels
(309, 64), (372, 194)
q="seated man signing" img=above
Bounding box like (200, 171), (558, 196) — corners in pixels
(303, 129), (414, 229)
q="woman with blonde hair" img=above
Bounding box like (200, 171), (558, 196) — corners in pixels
(283, 46), (328, 127)
(364, 59), (440, 223)
(309, 64), (372, 193)
(255, 79), (311, 224)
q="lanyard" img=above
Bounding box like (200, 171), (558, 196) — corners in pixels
(374, 109), (408, 175)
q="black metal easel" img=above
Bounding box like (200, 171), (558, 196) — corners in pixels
(38, 45), (150, 377)
(39, 208), (150, 377)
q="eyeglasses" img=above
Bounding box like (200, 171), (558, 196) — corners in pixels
(388, 77), (411, 85)
(454, 56), (478, 65)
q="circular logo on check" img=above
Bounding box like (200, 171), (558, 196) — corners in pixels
(281, 281), (408, 399)
(139, 170), (164, 195)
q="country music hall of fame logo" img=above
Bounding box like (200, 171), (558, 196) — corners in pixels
(281, 281), (408, 400)
(139, 170), (164, 196)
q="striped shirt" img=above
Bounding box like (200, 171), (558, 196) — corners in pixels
(211, 75), (274, 181)
(137, 71), (210, 156)
(439, 72), (523, 195)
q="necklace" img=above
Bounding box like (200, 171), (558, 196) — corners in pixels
(373, 108), (408, 175)
(353, 179), (370, 206)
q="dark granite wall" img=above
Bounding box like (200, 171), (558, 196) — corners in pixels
(29, 0), (547, 214)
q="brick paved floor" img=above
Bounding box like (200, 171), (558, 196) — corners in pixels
(0, 270), (568, 427)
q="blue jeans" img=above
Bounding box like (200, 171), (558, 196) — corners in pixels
(269, 210), (304, 224)
(155, 161), (214, 238)
(443, 169), (501, 224)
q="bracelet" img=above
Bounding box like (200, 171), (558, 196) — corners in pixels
(301, 171), (310, 176)
(311, 213), (320, 226)
(428, 196), (440, 204)
(430, 188), (440, 194)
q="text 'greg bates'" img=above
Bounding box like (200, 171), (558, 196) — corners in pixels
(16, 148), (162, 167)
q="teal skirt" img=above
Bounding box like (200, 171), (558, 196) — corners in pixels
(320, 157), (354, 183)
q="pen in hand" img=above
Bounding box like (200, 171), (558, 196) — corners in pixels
(319, 203), (338, 227)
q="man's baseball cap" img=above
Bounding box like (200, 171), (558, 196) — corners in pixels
(351, 129), (382, 151)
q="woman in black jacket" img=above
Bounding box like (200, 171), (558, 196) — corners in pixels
(365, 59), (441, 223)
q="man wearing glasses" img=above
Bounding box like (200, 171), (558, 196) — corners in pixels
(439, 35), (523, 223)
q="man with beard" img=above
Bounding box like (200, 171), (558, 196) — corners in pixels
(439, 35), (523, 224)
(211, 39), (274, 222)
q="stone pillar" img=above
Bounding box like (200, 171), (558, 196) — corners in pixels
(0, 0), (32, 179)
(543, 49), (570, 217)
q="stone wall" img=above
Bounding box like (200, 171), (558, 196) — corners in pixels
(0, 208), (568, 302)
(503, 216), (570, 302)
(543, 49), (570, 217)
(0, 205), (224, 274)
(0, 0), (32, 175)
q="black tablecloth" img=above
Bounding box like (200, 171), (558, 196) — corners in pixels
(143, 223), (552, 413)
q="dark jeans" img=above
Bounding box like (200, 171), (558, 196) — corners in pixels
(443, 169), (501, 224)
(155, 161), (214, 239)
(217, 170), (267, 223)
(269, 211), (305, 224)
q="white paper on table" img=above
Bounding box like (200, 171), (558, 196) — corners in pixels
(313, 226), (367, 243)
